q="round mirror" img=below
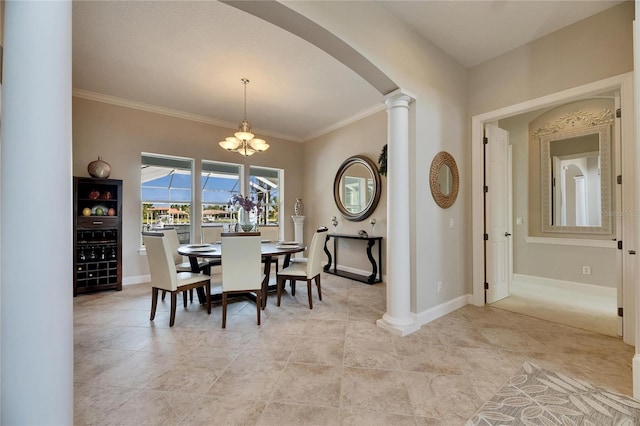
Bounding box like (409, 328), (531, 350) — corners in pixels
(438, 164), (453, 195)
(333, 155), (381, 221)
(429, 151), (459, 209)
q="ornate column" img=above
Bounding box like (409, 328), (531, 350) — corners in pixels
(376, 89), (420, 336)
(291, 215), (305, 258)
(1, 1), (73, 423)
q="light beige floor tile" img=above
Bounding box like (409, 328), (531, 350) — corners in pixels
(403, 371), (483, 421)
(74, 382), (139, 425)
(206, 358), (286, 400)
(143, 354), (226, 394)
(340, 408), (417, 426)
(103, 389), (198, 425)
(340, 367), (414, 415)
(259, 402), (342, 426)
(343, 343), (401, 370)
(396, 344), (463, 375)
(180, 395), (266, 426)
(290, 336), (345, 366)
(272, 363), (342, 407)
(75, 348), (135, 384)
(74, 275), (635, 425)
(301, 319), (347, 340)
(92, 351), (178, 389)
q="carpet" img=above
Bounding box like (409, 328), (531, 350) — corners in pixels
(466, 362), (640, 425)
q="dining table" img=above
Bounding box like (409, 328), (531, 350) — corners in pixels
(177, 240), (305, 309)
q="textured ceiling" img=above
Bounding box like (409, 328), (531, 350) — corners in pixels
(72, 1), (624, 142)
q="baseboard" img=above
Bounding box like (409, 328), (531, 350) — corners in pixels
(512, 273), (616, 296)
(413, 294), (472, 326)
(123, 275), (150, 286)
(633, 355), (640, 399)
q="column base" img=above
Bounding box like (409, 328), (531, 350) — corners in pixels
(376, 315), (420, 336)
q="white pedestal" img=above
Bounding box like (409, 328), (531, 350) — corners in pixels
(291, 215), (305, 258)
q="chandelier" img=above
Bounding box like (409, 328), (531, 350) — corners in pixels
(218, 78), (269, 156)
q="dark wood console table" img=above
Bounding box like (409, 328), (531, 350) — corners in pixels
(323, 233), (382, 284)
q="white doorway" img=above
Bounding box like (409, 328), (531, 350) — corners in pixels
(471, 72), (635, 345)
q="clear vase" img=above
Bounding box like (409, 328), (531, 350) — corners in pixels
(237, 207), (255, 232)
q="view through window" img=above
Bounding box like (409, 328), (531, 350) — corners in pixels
(141, 154), (193, 243)
(249, 166), (280, 225)
(141, 154), (283, 244)
(201, 161), (241, 225)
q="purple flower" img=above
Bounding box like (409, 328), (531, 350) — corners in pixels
(228, 194), (263, 215)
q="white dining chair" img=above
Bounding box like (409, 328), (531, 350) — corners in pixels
(257, 225), (279, 242)
(142, 232), (211, 327)
(276, 227), (328, 309)
(159, 228), (210, 305)
(220, 232), (264, 328)
(201, 226), (223, 244)
(201, 226), (224, 271)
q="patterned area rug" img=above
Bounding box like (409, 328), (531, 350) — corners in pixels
(466, 362), (640, 425)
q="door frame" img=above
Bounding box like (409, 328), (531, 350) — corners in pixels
(471, 72), (635, 345)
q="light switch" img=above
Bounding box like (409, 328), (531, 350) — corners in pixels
(449, 218), (454, 228)
(516, 217), (523, 225)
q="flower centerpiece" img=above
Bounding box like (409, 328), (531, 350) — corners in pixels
(228, 194), (262, 232)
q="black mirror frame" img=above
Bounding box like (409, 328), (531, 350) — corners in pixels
(333, 155), (382, 222)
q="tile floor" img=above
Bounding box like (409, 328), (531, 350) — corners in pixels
(74, 272), (635, 425)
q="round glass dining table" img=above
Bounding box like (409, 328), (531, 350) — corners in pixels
(178, 241), (305, 309)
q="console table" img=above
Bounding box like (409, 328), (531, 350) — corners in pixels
(323, 233), (382, 284)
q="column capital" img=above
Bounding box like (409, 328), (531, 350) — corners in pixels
(291, 215), (305, 224)
(383, 88), (416, 109)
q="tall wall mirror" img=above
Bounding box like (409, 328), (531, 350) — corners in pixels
(540, 123), (612, 234)
(333, 155), (381, 221)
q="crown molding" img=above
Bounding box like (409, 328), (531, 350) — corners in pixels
(73, 88), (384, 144)
(72, 88), (300, 142)
(301, 102), (386, 142)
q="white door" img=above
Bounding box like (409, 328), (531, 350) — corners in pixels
(485, 123), (510, 303)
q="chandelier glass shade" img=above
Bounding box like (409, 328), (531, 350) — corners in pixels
(219, 78), (269, 157)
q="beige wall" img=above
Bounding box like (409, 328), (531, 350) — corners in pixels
(469, 1), (634, 117)
(470, 2), (632, 291)
(303, 110), (387, 274)
(288, 1), (470, 313)
(72, 97), (304, 280)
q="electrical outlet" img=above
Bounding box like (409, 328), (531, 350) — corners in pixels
(437, 281), (442, 292)
(582, 266), (591, 275)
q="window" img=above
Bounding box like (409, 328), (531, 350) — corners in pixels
(141, 154), (193, 243)
(249, 166), (280, 225)
(201, 161), (241, 225)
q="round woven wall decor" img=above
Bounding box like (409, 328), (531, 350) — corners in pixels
(429, 151), (459, 209)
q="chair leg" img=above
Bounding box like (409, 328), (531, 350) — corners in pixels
(256, 290), (261, 325)
(189, 289), (194, 303)
(170, 291), (177, 327)
(316, 275), (322, 301)
(222, 293), (227, 328)
(276, 277), (283, 306)
(291, 280), (296, 296)
(307, 279), (313, 309)
(205, 282), (211, 314)
(183, 291), (188, 308)
(150, 287), (159, 320)
(161, 290), (166, 301)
